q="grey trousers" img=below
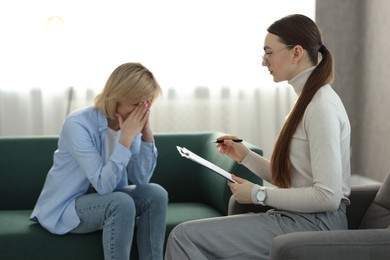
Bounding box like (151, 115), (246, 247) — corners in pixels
(165, 203), (347, 260)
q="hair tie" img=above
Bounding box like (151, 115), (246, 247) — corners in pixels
(318, 44), (327, 53)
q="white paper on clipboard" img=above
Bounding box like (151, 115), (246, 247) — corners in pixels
(176, 146), (236, 183)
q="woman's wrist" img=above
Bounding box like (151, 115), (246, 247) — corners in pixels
(141, 135), (154, 143)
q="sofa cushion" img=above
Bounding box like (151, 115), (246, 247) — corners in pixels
(0, 210), (104, 260)
(0, 203), (222, 260)
(359, 171), (390, 229)
(165, 203), (222, 243)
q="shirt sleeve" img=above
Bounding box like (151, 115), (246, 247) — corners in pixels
(126, 135), (158, 185)
(241, 151), (273, 183)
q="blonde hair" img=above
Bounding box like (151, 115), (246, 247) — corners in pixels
(94, 62), (162, 119)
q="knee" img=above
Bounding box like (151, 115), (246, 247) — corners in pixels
(170, 222), (184, 239)
(108, 192), (136, 218)
(167, 223), (190, 247)
(173, 221), (192, 236)
(140, 183), (168, 205)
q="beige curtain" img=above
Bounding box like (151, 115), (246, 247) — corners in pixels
(316, 0), (390, 181)
(0, 85), (296, 158)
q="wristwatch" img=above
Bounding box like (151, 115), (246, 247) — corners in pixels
(255, 186), (267, 206)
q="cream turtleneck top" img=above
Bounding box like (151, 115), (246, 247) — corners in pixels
(243, 67), (351, 213)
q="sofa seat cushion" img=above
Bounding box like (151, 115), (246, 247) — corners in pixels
(0, 210), (103, 260)
(0, 203), (222, 260)
(359, 171), (390, 229)
(166, 202), (222, 237)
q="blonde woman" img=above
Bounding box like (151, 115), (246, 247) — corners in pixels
(31, 62), (168, 260)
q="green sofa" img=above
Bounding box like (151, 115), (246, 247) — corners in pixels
(0, 132), (263, 259)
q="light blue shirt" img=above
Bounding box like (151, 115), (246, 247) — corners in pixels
(30, 106), (158, 234)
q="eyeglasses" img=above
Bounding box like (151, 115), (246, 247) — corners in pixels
(262, 45), (294, 66)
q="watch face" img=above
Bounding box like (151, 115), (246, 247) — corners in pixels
(256, 189), (265, 202)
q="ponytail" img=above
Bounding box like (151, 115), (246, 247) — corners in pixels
(270, 45), (334, 188)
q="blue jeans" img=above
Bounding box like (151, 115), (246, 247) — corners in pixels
(71, 183), (168, 260)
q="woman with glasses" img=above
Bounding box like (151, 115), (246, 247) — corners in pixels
(165, 14), (351, 260)
(31, 62), (168, 260)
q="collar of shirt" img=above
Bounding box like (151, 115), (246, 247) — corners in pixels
(288, 66), (316, 96)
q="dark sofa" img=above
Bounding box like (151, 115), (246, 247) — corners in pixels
(228, 172), (390, 260)
(0, 132), (263, 259)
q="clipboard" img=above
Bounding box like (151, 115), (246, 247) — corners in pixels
(176, 146), (236, 183)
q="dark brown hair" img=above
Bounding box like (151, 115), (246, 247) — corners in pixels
(269, 14), (334, 187)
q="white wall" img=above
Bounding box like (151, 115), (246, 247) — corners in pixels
(0, 0), (315, 90)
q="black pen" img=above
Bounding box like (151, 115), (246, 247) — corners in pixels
(211, 139), (243, 143)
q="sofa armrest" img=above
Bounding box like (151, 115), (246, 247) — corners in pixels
(228, 184), (381, 224)
(153, 132), (263, 216)
(270, 229), (390, 260)
(347, 184), (381, 229)
(200, 134), (263, 215)
(228, 196), (272, 215)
